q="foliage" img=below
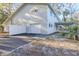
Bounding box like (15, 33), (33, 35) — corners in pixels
(51, 3), (77, 22)
(51, 3), (79, 40)
(67, 25), (79, 39)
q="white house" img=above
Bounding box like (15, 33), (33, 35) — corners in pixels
(2, 3), (60, 35)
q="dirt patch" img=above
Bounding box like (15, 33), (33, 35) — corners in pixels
(32, 39), (79, 51)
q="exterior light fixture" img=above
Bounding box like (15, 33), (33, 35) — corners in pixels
(30, 7), (38, 13)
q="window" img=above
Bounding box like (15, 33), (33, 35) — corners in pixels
(49, 23), (52, 28)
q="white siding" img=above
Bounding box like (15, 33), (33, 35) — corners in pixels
(4, 4), (48, 34)
(4, 4), (59, 35)
(47, 8), (58, 34)
(12, 4), (47, 25)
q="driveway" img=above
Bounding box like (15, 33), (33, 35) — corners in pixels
(0, 36), (31, 55)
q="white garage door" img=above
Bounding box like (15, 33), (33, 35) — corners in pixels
(29, 24), (42, 34)
(9, 25), (27, 35)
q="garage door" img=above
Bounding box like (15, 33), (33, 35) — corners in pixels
(29, 24), (42, 34)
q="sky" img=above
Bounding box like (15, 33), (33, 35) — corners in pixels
(72, 3), (79, 11)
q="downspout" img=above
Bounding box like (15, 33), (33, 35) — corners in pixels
(48, 4), (61, 22)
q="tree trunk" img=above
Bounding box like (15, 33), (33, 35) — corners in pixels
(74, 35), (79, 40)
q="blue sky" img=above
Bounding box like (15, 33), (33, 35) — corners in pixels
(72, 4), (79, 11)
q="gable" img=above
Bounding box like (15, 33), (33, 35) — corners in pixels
(4, 4), (48, 25)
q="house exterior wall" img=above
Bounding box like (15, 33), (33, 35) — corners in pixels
(4, 4), (48, 35)
(4, 4), (59, 35)
(47, 7), (58, 34)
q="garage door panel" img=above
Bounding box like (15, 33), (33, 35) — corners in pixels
(29, 25), (41, 34)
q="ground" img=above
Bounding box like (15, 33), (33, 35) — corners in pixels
(0, 35), (79, 56)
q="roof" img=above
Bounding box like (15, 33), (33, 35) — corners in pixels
(55, 22), (76, 26)
(48, 4), (61, 22)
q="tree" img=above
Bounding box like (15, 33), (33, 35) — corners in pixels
(51, 3), (77, 22)
(51, 3), (79, 40)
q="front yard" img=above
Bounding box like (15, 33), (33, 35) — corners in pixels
(0, 36), (79, 56)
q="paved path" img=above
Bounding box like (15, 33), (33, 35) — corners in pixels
(0, 37), (30, 55)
